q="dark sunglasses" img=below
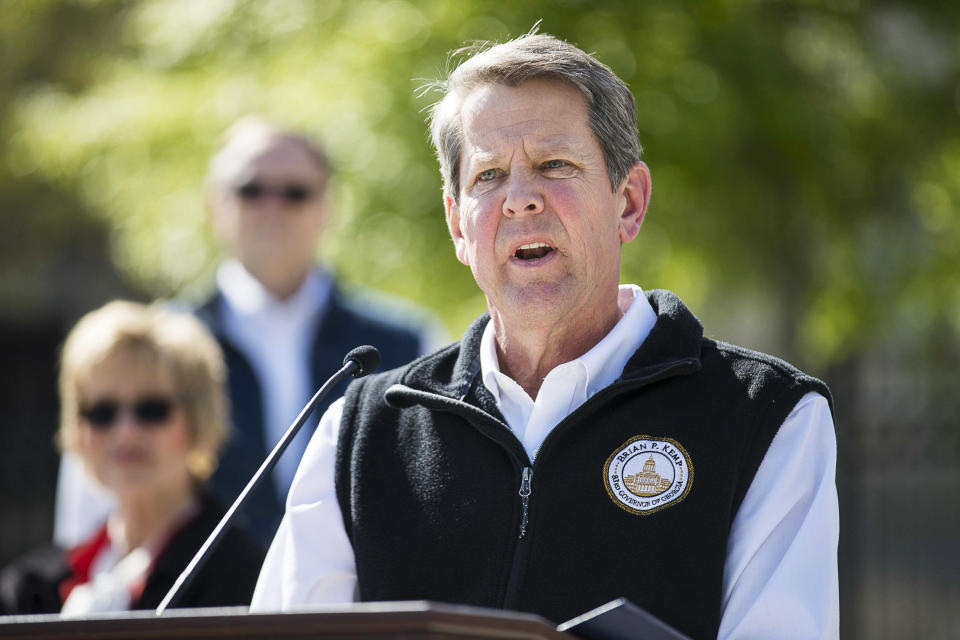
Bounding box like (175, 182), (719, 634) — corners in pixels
(79, 396), (176, 430)
(234, 181), (315, 204)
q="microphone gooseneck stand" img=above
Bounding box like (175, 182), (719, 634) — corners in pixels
(155, 346), (381, 615)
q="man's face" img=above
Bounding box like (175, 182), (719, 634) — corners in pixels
(445, 79), (650, 330)
(210, 138), (327, 287)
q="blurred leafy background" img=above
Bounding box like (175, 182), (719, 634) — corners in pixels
(1, 0), (958, 637)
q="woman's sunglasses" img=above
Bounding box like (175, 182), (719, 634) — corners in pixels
(234, 180), (315, 204)
(79, 396), (176, 430)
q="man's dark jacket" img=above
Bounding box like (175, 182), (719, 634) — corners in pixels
(0, 495), (264, 614)
(335, 290), (833, 640)
(196, 285), (426, 546)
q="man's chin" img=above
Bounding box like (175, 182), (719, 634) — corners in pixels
(491, 283), (576, 323)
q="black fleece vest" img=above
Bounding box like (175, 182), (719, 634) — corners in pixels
(335, 290), (832, 640)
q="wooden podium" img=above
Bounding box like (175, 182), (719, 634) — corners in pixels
(0, 601), (575, 639)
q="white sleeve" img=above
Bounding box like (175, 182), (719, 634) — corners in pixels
(718, 391), (839, 640)
(250, 396), (357, 612)
(53, 452), (113, 547)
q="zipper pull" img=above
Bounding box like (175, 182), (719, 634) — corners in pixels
(518, 467), (533, 539)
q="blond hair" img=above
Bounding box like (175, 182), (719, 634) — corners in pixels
(58, 301), (228, 481)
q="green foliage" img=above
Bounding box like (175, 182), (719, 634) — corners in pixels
(2, 0), (958, 367)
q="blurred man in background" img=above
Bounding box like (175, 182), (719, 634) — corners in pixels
(56, 117), (443, 548)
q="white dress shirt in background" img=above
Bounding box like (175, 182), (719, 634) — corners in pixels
(252, 285), (839, 639)
(217, 260), (332, 502)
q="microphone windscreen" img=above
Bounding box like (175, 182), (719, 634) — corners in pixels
(344, 345), (381, 377)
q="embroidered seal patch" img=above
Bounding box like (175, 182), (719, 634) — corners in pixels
(604, 436), (693, 515)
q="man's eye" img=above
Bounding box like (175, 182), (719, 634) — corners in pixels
(478, 169), (501, 182)
(543, 159), (566, 169)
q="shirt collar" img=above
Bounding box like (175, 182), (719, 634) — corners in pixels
(479, 284), (658, 403)
(216, 259), (332, 320)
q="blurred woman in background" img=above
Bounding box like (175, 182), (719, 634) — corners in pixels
(0, 301), (264, 615)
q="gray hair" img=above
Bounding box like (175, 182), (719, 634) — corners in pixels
(207, 115), (330, 192)
(426, 31), (643, 203)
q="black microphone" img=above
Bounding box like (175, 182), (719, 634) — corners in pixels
(344, 344), (380, 378)
(156, 346), (381, 615)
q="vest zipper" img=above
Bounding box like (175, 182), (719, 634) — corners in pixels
(518, 467), (532, 539)
(504, 465), (533, 609)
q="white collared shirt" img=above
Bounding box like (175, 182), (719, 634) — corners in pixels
(217, 260), (333, 501)
(252, 286), (839, 639)
(479, 285), (657, 461)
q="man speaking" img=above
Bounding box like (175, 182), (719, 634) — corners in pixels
(252, 31), (839, 640)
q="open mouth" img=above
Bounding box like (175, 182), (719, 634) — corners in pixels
(514, 242), (555, 260)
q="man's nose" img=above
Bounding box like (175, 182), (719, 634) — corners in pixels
(502, 172), (544, 217)
(254, 194), (288, 214)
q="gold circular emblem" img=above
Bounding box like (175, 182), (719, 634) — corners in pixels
(603, 436), (694, 515)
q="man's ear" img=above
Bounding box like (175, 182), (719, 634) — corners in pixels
(617, 161), (652, 244)
(444, 192), (470, 266)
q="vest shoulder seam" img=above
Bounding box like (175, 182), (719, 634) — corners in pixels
(702, 338), (814, 381)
